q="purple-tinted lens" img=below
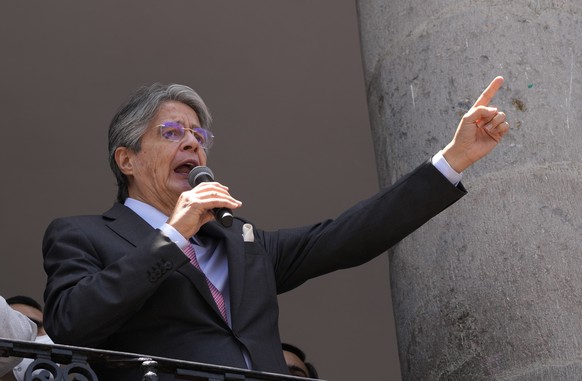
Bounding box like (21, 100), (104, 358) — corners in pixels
(160, 122), (185, 141)
(159, 122), (214, 149)
(193, 127), (214, 149)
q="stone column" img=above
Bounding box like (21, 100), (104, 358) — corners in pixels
(356, 1), (582, 379)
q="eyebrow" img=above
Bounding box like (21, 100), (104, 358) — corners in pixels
(287, 365), (308, 377)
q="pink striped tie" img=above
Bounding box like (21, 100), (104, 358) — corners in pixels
(183, 243), (227, 322)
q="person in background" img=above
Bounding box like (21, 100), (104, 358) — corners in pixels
(2, 296), (54, 381)
(0, 296), (36, 377)
(43, 77), (509, 380)
(282, 343), (318, 379)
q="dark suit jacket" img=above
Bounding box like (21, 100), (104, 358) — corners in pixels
(42, 161), (466, 380)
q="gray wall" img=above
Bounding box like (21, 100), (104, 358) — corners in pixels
(357, 1), (582, 380)
(0, 2), (401, 380)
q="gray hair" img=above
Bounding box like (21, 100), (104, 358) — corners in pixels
(108, 83), (212, 202)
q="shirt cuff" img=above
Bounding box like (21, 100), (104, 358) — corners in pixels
(431, 150), (462, 186)
(160, 223), (189, 250)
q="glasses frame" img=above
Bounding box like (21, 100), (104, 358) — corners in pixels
(158, 121), (214, 150)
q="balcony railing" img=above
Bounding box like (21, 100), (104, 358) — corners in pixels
(0, 338), (321, 381)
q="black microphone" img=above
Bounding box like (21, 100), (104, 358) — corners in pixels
(188, 166), (234, 227)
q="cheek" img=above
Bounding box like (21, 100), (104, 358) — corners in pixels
(199, 150), (208, 166)
(140, 145), (174, 169)
(133, 152), (166, 179)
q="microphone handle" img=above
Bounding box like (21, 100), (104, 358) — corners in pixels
(215, 207), (234, 227)
(188, 166), (233, 227)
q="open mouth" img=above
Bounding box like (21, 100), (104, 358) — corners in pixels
(174, 161), (198, 175)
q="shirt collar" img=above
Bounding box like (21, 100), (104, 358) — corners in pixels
(124, 198), (168, 230)
(124, 198), (203, 246)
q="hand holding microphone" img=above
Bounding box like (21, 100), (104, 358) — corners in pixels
(188, 166), (235, 227)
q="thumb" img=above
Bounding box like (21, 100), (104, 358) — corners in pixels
(465, 106), (498, 127)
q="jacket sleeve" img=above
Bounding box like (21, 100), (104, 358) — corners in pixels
(42, 218), (189, 348)
(259, 160), (467, 293)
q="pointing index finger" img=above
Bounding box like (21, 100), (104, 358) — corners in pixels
(472, 76), (504, 108)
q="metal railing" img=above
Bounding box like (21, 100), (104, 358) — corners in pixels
(0, 339), (321, 381)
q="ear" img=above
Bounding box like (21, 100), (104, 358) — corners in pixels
(115, 146), (135, 176)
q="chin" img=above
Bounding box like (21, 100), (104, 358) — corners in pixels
(176, 184), (191, 194)
(168, 180), (191, 196)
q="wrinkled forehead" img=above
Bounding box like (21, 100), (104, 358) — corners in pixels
(151, 100), (202, 128)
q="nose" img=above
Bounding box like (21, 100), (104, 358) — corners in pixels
(180, 129), (202, 152)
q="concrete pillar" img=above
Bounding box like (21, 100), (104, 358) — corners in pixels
(356, 1), (582, 379)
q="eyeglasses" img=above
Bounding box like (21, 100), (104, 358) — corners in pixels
(158, 121), (214, 150)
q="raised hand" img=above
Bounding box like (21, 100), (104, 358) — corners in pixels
(442, 76), (509, 173)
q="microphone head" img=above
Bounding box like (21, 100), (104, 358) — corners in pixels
(188, 166), (215, 187)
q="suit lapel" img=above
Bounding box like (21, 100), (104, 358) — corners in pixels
(177, 264), (220, 318)
(102, 203), (154, 247)
(200, 221), (245, 323)
(103, 203), (222, 321)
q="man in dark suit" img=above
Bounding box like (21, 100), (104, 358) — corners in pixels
(43, 77), (508, 379)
